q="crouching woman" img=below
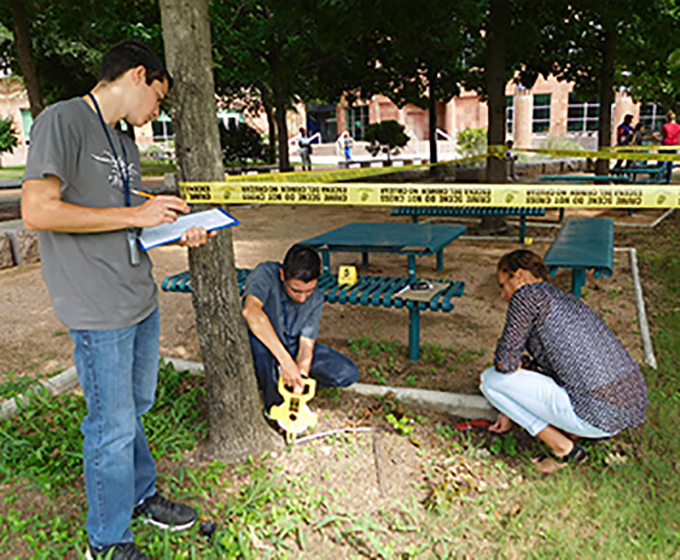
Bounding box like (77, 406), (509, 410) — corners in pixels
(480, 250), (648, 470)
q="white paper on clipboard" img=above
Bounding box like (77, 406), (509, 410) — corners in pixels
(138, 208), (239, 250)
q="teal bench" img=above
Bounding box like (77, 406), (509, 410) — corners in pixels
(539, 174), (631, 183)
(609, 166), (669, 184)
(390, 206), (546, 243)
(161, 269), (465, 361)
(539, 174), (633, 219)
(543, 217), (614, 298)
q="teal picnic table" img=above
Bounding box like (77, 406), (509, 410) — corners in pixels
(300, 222), (467, 281)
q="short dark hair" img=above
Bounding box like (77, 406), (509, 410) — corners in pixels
(497, 249), (549, 281)
(283, 244), (320, 282)
(99, 41), (173, 90)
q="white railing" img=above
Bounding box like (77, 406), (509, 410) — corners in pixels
(288, 131), (322, 151)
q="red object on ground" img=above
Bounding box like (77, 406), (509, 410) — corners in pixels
(452, 418), (492, 431)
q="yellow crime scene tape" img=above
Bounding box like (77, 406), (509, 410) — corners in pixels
(180, 143), (680, 207)
(515, 146), (680, 163)
(180, 181), (680, 209)
(218, 145), (676, 186)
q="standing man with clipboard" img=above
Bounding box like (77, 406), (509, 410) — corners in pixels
(21, 41), (211, 559)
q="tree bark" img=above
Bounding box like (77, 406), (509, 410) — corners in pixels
(482, 0), (508, 233)
(428, 71), (438, 164)
(9, 0), (44, 118)
(269, 45), (292, 171)
(159, 0), (274, 462)
(261, 88), (277, 164)
(596, 27), (617, 176)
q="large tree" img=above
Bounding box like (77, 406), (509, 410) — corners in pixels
(299, 1), (480, 164)
(516, 0), (661, 173)
(160, 0), (274, 461)
(0, 0), (164, 110)
(211, 0), (319, 171)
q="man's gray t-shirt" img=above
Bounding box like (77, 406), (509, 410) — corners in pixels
(243, 262), (324, 342)
(23, 97), (157, 330)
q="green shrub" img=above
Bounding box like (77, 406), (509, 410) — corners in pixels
(364, 120), (410, 162)
(0, 116), (18, 157)
(219, 120), (265, 166)
(456, 127), (486, 159)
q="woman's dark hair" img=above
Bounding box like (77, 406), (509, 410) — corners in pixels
(497, 250), (549, 280)
(99, 41), (173, 90)
(283, 244), (320, 282)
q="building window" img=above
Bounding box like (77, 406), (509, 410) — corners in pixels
(506, 95), (514, 135)
(567, 93), (600, 132)
(346, 105), (369, 140)
(639, 103), (665, 131)
(152, 112), (174, 141)
(532, 94), (551, 133)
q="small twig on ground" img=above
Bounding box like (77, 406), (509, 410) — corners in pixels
(373, 432), (386, 495)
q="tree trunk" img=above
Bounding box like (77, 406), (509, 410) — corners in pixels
(482, 0), (508, 233)
(269, 46), (292, 171)
(261, 88), (277, 164)
(159, 0), (274, 462)
(596, 27), (617, 176)
(428, 72), (438, 164)
(9, 0), (44, 118)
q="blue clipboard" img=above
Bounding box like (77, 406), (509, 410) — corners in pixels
(138, 208), (239, 250)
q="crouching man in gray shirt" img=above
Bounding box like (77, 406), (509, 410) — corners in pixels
(22, 41), (212, 560)
(242, 244), (359, 411)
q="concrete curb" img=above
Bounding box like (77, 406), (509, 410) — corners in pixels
(1, 366), (80, 419)
(625, 248), (657, 369)
(344, 383), (494, 420)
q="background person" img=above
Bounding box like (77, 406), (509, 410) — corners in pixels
(505, 139), (519, 181)
(21, 41), (212, 560)
(660, 111), (680, 181)
(613, 114), (634, 169)
(480, 250), (648, 473)
(298, 127), (313, 171)
(242, 244), (359, 412)
(338, 130), (354, 162)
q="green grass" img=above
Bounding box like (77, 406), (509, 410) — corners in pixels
(139, 160), (177, 177)
(0, 370), (51, 400)
(0, 162), (176, 180)
(0, 165), (24, 180)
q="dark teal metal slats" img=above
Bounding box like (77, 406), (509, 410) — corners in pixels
(391, 206), (546, 218)
(161, 268), (465, 362)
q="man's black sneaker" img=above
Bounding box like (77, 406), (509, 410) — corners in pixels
(132, 492), (198, 531)
(86, 542), (149, 560)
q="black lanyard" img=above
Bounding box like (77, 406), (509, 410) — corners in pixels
(88, 92), (131, 206)
(88, 92), (140, 266)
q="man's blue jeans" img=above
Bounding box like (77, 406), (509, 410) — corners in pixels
(249, 332), (359, 410)
(70, 308), (160, 549)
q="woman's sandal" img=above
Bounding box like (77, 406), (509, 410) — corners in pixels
(533, 443), (588, 466)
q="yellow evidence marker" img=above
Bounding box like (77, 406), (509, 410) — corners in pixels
(268, 376), (318, 444)
(338, 265), (358, 286)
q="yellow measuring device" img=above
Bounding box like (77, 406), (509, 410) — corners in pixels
(268, 376), (318, 444)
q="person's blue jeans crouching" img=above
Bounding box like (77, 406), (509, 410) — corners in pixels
(249, 331), (359, 411)
(70, 308), (160, 549)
